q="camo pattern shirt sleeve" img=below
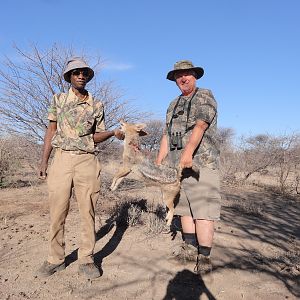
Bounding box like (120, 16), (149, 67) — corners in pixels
(191, 89), (220, 170)
(94, 101), (106, 133)
(190, 89), (217, 125)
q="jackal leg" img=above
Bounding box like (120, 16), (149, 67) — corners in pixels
(161, 182), (180, 226)
(110, 167), (132, 191)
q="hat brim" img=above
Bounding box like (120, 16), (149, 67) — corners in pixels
(167, 67), (204, 81)
(63, 68), (94, 83)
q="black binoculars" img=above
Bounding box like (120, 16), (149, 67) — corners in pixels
(170, 132), (183, 150)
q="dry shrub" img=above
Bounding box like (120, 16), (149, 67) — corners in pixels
(127, 204), (143, 227)
(0, 135), (40, 187)
(108, 199), (147, 227)
(142, 202), (167, 235)
(106, 197), (168, 234)
(220, 131), (300, 196)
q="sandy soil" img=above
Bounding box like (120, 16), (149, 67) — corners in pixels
(0, 169), (299, 300)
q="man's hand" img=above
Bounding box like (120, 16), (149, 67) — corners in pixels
(179, 120), (209, 169)
(155, 134), (168, 166)
(114, 129), (125, 140)
(179, 150), (193, 169)
(39, 121), (56, 180)
(155, 159), (162, 166)
(39, 163), (48, 180)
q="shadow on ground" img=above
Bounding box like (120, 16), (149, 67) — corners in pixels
(214, 188), (300, 297)
(65, 199), (148, 273)
(162, 269), (216, 300)
(66, 186), (299, 298)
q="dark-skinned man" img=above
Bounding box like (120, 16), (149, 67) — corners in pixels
(38, 57), (124, 279)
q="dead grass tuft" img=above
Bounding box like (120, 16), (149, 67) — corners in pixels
(106, 197), (170, 234)
(142, 202), (168, 235)
(108, 198), (147, 227)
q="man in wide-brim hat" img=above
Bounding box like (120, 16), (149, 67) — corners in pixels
(63, 56), (94, 83)
(156, 60), (221, 276)
(166, 60), (204, 81)
(38, 57), (123, 280)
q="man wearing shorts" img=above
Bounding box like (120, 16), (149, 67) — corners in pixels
(156, 60), (221, 274)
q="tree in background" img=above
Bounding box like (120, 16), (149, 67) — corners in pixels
(232, 133), (300, 194)
(217, 127), (238, 183)
(140, 120), (164, 152)
(0, 43), (144, 142)
(273, 134), (300, 194)
(238, 134), (281, 181)
(0, 43), (151, 181)
(0, 134), (38, 186)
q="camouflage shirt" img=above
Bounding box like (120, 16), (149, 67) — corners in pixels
(48, 88), (105, 153)
(166, 88), (220, 170)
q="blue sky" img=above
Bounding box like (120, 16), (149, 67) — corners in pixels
(1, 0), (299, 137)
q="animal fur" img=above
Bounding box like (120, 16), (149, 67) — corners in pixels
(110, 120), (181, 226)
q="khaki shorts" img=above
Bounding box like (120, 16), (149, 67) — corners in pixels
(175, 167), (221, 220)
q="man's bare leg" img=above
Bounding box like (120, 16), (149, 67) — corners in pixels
(194, 219), (214, 275)
(172, 216), (198, 261)
(195, 219), (214, 247)
(181, 216), (195, 233)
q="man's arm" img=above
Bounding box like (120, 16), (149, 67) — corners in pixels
(180, 120), (208, 169)
(93, 129), (124, 143)
(39, 121), (57, 179)
(156, 133), (169, 165)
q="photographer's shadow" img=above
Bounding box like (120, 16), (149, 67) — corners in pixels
(93, 199), (148, 272)
(65, 200), (147, 271)
(64, 216), (123, 273)
(163, 269), (216, 300)
(93, 218), (128, 268)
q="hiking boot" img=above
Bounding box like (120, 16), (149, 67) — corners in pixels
(194, 254), (213, 275)
(172, 242), (198, 262)
(37, 261), (65, 277)
(78, 263), (101, 279)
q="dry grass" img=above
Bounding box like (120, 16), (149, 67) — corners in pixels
(142, 202), (168, 235)
(106, 198), (169, 235)
(224, 167), (300, 198)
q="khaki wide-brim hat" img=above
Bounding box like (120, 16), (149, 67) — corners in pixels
(167, 60), (204, 81)
(63, 56), (94, 83)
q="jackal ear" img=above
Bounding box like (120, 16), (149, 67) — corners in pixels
(119, 119), (126, 126)
(139, 129), (148, 136)
(135, 123), (147, 136)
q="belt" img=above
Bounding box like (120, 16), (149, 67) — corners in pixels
(58, 148), (94, 155)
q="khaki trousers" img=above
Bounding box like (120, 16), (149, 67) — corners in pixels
(47, 149), (101, 265)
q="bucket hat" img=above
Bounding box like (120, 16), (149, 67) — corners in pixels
(63, 57), (94, 83)
(167, 60), (204, 81)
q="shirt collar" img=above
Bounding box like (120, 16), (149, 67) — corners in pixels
(68, 88), (93, 106)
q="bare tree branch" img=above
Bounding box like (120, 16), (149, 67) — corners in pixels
(0, 43), (146, 142)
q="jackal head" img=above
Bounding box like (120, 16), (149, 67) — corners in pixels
(119, 119), (148, 137)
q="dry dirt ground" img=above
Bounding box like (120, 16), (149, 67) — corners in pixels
(0, 166), (299, 300)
